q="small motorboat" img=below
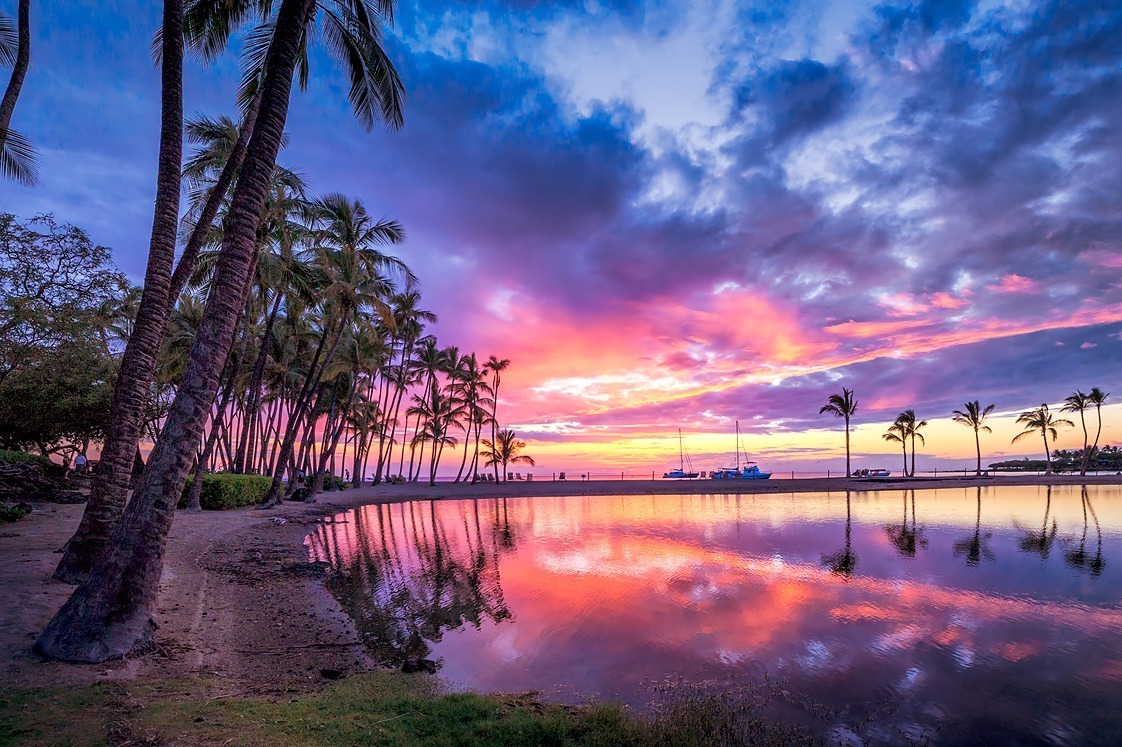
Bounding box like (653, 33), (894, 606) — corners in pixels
(853, 468), (891, 477)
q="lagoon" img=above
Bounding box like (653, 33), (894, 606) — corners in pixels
(307, 485), (1122, 745)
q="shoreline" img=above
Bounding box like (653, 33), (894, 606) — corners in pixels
(3, 472), (1119, 696)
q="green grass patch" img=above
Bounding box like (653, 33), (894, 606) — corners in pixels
(0, 674), (649, 747)
(177, 473), (274, 510)
(0, 449), (53, 468)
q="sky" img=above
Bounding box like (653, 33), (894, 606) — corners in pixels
(2, 0), (1122, 475)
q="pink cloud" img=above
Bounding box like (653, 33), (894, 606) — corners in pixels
(926, 292), (969, 310)
(986, 274), (1038, 293)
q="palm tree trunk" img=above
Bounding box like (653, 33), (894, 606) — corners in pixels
(974, 428), (981, 476)
(263, 321), (342, 505)
(1090, 403), (1104, 473)
(491, 375), (501, 483)
(910, 434), (916, 478)
(844, 415), (850, 477)
(1078, 411), (1089, 476)
(901, 442), (907, 477)
(34, 0), (316, 661)
(0, 0), (29, 150)
(1043, 429), (1052, 474)
(51, 0), (184, 584)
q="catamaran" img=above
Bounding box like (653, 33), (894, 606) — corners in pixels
(663, 429), (699, 479)
(711, 420), (772, 480)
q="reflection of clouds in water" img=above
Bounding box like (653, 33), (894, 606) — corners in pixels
(953, 645), (975, 669)
(796, 640), (833, 671)
(896, 666), (925, 693)
(872, 625), (924, 655)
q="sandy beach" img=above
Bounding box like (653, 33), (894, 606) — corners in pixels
(4, 472), (1121, 697)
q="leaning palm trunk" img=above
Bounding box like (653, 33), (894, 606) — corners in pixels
(52, 0), (184, 584)
(262, 321), (343, 506)
(54, 35), (259, 583)
(35, 0), (315, 661)
(0, 0), (29, 151)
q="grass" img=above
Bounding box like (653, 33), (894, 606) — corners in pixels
(0, 671), (822, 747)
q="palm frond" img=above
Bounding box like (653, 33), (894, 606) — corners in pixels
(0, 127), (39, 186)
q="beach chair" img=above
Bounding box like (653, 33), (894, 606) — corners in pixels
(558, 472), (566, 481)
(507, 472), (514, 481)
(527, 474), (533, 481)
(515, 473), (523, 480)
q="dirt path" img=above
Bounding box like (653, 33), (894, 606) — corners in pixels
(1, 495), (390, 694)
(4, 473), (1120, 694)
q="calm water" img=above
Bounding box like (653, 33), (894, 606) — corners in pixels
(306, 486), (1122, 745)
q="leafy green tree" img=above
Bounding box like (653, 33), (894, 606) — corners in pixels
(0, 335), (114, 456)
(820, 387), (857, 476)
(0, 213), (125, 384)
(952, 401), (995, 476)
(1012, 404), (1073, 475)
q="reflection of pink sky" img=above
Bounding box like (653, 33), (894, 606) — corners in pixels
(311, 488), (1122, 725)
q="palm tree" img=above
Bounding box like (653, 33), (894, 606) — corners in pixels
(37, 0), (406, 662)
(1086, 388), (1110, 473)
(884, 489), (926, 557)
(1012, 404), (1073, 475)
(481, 430), (535, 483)
(1065, 487), (1105, 576)
(1017, 486), (1058, 558)
(51, 0), (186, 585)
(819, 387), (857, 477)
(0, 0), (37, 185)
(1061, 391), (1090, 476)
(898, 410), (927, 479)
(484, 356), (511, 483)
(952, 401), (995, 476)
(882, 421), (908, 477)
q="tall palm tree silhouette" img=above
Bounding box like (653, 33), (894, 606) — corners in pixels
(952, 401), (995, 476)
(820, 388), (858, 476)
(1061, 391), (1090, 476)
(1012, 404), (1073, 475)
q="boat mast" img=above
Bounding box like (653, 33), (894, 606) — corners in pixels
(735, 420), (741, 471)
(678, 428), (684, 471)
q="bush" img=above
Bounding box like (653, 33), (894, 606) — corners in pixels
(1, 502), (31, 522)
(177, 473), (273, 511)
(0, 449), (53, 468)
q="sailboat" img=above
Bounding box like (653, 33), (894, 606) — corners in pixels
(711, 421), (771, 480)
(662, 429), (699, 479)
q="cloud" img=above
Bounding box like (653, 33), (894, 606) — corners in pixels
(986, 274), (1039, 294)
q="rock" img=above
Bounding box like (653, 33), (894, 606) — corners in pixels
(0, 461), (80, 503)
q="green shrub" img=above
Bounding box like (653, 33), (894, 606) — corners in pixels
(177, 473), (273, 511)
(0, 449), (53, 468)
(1, 503), (31, 522)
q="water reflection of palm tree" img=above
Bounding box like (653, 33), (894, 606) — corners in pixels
(1064, 486), (1106, 577)
(822, 492), (858, 577)
(315, 499), (516, 672)
(1016, 485), (1058, 559)
(884, 490), (927, 557)
(954, 487), (995, 566)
